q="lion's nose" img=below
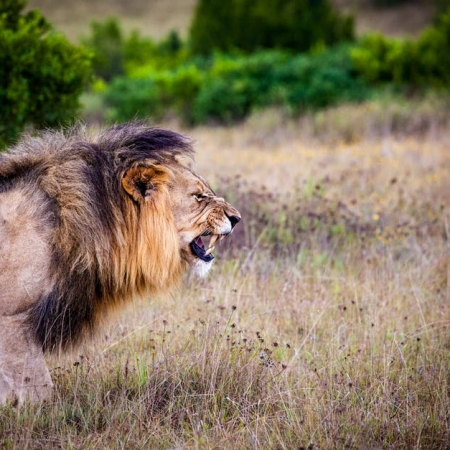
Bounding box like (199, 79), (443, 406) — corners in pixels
(227, 213), (241, 229)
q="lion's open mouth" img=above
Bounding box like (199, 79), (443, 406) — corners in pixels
(189, 234), (225, 263)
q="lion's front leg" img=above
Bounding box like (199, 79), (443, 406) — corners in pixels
(0, 314), (53, 404)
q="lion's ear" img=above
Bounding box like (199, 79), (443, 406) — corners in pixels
(122, 165), (170, 202)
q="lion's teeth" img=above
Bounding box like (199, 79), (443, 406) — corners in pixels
(205, 246), (215, 256)
(204, 235), (225, 255)
(209, 235), (219, 248)
(205, 235), (221, 255)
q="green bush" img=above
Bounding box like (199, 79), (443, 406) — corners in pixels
(122, 30), (158, 70)
(436, 0), (450, 16)
(276, 46), (369, 111)
(192, 78), (253, 124)
(414, 9), (450, 87)
(189, 0), (354, 55)
(83, 18), (189, 81)
(193, 46), (369, 123)
(103, 77), (160, 122)
(0, 0), (92, 147)
(81, 17), (124, 81)
(103, 46), (371, 125)
(351, 34), (403, 84)
(192, 51), (289, 123)
(104, 65), (204, 123)
(155, 65), (204, 120)
(351, 9), (450, 88)
(124, 29), (189, 74)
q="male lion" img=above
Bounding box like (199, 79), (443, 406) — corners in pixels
(0, 122), (240, 404)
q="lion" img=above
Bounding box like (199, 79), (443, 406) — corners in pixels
(0, 122), (240, 404)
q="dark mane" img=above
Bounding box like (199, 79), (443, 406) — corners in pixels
(99, 122), (194, 169)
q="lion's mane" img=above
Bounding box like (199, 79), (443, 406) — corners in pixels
(0, 122), (193, 352)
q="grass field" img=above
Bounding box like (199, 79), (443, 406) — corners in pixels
(1, 103), (450, 449)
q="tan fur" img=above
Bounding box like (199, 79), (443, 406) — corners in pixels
(0, 123), (240, 403)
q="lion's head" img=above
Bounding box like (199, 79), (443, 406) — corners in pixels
(170, 164), (240, 276)
(119, 130), (241, 290)
(120, 160), (240, 281)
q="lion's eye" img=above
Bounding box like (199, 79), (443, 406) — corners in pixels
(193, 192), (207, 200)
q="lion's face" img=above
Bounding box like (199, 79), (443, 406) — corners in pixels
(122, 159), (240, 278)
(169, 164), (240, 277)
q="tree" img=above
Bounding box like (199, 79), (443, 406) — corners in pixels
(0, 0), (92, 147)
(189, 0), (236, 55)
(81, 17), (124, 81)
(189, 0), (354, 55)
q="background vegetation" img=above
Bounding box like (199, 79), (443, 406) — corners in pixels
(82, 0), (450, 127)
(189, 0), (354, 54)
(1, 0), (450, 448)
(0, 0), (91, 147)
(2, 0), (449, 143)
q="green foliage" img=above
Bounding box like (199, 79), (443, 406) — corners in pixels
(275, 46), (369, 112)
(103, 77), (160, 122)
(81, 17), (124, 81)
(192, 52), (289, 123)
(189, 0), (354, 55)
(159, 30), (183, 54)
(0, 1), (92, 148)
(124, 34), (190, 76)
(156, 64), (204, 119)
(436, 0), (450, 16)
(104, 65), (204, 123)
(88, 6), (450, 126)
(103, 46), (370, 125)
(351, 34), (406, 84)
(122, 30), (158, 70)
(351, 10), (450, 88)
(191, 48), (368, 123)
(83, 18), (189, 81)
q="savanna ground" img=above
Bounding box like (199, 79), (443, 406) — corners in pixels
(1, 99), (450, 449)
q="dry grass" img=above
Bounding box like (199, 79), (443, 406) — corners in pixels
(2, 107), (450, 449)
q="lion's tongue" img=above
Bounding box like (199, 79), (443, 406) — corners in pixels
(195, 237), (205, 249)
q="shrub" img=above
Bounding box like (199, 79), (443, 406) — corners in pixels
(276, 46), (369, 111)
(122, 30), (158, 70)
(192, 78), (253, 124)
(104, 65), (204, 123)
(192, 51), (289, 123)
(123, 30), (189, 74)
(351, 10), (450, 88)
(103, 77), (160, 122)
(83, 18), (189, 82)
(0, 0), (92, 148)
(103, 46), (371, 125)
(81, 17), (124, 81)
(436, 0), (450, 16)
(414, 9), (450, 87)
(189, 0), (354, 55)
